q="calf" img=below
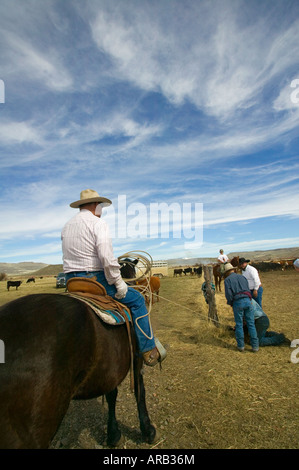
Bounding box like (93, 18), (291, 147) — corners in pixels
(136, 276), (160, 304)
(7, 280), (22, 291)
(119, 258), (138, 286)
(26, 277), (35, 283)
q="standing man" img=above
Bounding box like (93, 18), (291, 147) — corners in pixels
(239, 258), (263, 307)
(224, 263), (259, 352)
(61, 189), (166, 367)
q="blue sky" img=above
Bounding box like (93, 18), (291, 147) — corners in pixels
(0, 0), (299, 264)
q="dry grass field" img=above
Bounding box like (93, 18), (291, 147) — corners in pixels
(0, 269), (298, 449)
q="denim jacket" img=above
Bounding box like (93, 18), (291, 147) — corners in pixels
(251, 298), (267, 319)
(224, 272), (252, 306)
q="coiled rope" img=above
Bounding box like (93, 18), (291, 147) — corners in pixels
(118, 251), (154, 339)
(118, 251), (231, 331)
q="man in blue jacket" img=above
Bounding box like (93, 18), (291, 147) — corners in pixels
(224, 263), (259, 352)
(250, 300), (286, 346)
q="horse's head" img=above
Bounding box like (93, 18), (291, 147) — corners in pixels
(230, 256), (239, 267)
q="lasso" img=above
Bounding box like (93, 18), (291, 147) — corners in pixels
(118, 251), (154, 340)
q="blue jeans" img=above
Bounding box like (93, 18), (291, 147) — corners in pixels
(65, 271), (156, 353)
(251, 286), (263, 307)
(232, 297), (259, 349)
(255, 315), (285, 346)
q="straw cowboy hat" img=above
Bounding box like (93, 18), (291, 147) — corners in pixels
(70, 189), (112, 208)
(223, 263), (237, 273)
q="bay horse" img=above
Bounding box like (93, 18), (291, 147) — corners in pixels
(0, 293), (156, 449)
(212, 264), (222, 292)
(213, 256), (240, 292)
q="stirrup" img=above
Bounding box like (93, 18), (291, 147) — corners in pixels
(155, 338), (167, 362)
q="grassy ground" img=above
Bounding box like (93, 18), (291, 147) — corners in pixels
(0, 270), (298, 449)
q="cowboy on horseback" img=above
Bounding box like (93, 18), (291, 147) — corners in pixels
(61, 189), (166, 367)
(218, 249), (229, 276)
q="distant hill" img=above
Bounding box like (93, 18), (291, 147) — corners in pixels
(167, 257), (217, 266)
(0, 262), (48, 275)
(33, 264), (63, 276)
(227, 247), (298, 262)
(167, 247), (298, 266)
(165, 247), (298, 267)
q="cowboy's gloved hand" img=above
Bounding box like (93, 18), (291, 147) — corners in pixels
(114, 277), (128, 299)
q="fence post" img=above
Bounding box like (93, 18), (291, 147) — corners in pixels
(203, 265), (219, 327)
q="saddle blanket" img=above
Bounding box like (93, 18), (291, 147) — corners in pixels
(66, 293), (131, 326)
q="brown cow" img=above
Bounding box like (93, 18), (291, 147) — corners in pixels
(136, 276), (160, 304)
(276, 259), (295, 270)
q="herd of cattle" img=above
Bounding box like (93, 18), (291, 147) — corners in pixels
(173, 267), (203, 276)
(4, 259), (296, 291)
(173, 259), (296, 277)
(250, 260), (295, 272)
(6, 276), (37, 290)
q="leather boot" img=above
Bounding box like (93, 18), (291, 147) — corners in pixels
(143, 347), (160, 366)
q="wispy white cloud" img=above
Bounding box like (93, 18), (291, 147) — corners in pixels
(1, 30), (73, 92)
(0, 0), (298, 263)
(0, 121), (44, 145)
(89, 2), (299, 122)
(0, 242), (62, 260)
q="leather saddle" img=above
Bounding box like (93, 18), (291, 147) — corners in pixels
(66, 276), (132, 324)
(67, 276), (107, 296)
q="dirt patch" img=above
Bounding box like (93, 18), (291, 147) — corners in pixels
(48, 271), (298, 449)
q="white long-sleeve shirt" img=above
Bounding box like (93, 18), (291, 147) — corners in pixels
(241, 264), (261, 290)
(61, 209), (121, 285)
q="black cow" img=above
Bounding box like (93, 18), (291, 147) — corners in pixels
(7, 281), (22, 291)
(194, 266), (203, 276)
(173, 268), (183, 277)
(119, 258), (138, 286)
(183, 267), (193, 275)
(26, 277), (35, 283)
